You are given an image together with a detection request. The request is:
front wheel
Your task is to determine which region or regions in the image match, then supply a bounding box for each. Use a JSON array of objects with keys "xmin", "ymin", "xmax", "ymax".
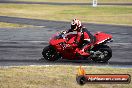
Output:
[
  {"xmin": 42, "ymin": 45, "xmax": 60, "ymax": 61},
  {"xmin": 90, "ymin": 45, "xmax": 112, "ymax": 63}
]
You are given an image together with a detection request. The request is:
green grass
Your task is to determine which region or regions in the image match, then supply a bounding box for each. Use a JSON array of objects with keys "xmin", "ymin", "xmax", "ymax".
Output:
[
  {"xmin": 0, "ymin": 22, "xmax": 34, "ymax": 28},
  {"xmin": 0, "ymin": 65, "xmax": 131, "ymax": 88},
  {"xmin": 0, "ymin": 4, "xmax": 132, "ymax": 26},
  {"xmin": 15, "ymin": 0, "xmax": 132, "ymax": 3}
]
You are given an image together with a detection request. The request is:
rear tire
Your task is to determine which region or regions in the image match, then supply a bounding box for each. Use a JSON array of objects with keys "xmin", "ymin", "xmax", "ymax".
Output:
[
  {"xmin": 42, "ymin": 45, "xmax": 60, "ymax": 61},
  {"xmin": 91, "ymin": 45, "xmax": 112, "ymax": 63}
]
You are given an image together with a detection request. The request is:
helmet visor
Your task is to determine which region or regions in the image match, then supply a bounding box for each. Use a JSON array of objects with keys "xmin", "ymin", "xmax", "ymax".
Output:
[{"xmin": 71, "ymin": 24, "xmax": 77, "ymax": 30}]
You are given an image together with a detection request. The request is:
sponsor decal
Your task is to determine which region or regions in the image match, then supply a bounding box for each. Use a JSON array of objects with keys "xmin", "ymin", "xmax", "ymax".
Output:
[{"xmin": 76, "ymin": 66, "xmax": 131, "ymax": 85}]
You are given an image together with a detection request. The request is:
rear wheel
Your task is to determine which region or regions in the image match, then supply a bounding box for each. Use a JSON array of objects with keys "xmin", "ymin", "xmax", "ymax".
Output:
[
  {"xmin": 91, "ymin": 45, "xmax": 112, "ymax": 63},
  {"xmin": 42, "ymin": 45, "xmax": 60, "ymax": 61}
]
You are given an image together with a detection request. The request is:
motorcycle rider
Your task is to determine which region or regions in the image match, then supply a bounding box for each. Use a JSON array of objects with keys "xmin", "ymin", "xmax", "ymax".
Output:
[{"xmin": 62, "ymin": 19, "xmax": 94, "ymax": 56}]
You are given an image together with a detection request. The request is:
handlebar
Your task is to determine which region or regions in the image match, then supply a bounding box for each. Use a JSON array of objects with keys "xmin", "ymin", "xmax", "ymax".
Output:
[{"xmin": 59, "ymin": 32, "xmax": 66, "ymax": 39}]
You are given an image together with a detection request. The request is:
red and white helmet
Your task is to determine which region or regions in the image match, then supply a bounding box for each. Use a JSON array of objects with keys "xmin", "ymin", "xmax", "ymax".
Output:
[{"xmin": 71, "ymin": 19, "xmax": 82, "ymax": 30}]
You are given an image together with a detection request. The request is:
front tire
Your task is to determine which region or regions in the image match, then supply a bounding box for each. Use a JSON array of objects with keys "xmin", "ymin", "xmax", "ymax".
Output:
[
  {"xmin": 91, "ymin": 45, "xmax": 112, "ymax": 63},
  {"xmin": 42, "ymin": 45, "xmax": 60, "ymax": 61}
]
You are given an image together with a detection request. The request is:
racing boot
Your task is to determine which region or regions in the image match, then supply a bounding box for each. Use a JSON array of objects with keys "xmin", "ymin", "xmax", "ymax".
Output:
[
  {"xmin": 78, "ymin": 49, "xmax": 90, "ymax": 56},
  {"xmin": 75, "ymin": 48, "xmax": 90, "ymax": 56},
  {"xmin": 77, "ymin": 44, "xmax": 92, "ymax": 56}
]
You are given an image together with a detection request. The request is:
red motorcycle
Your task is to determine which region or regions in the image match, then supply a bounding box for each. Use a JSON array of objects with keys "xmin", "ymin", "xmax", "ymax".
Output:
[{"xmin": 42, "ymin": 31, "xmax": 113, "ymax": 63}]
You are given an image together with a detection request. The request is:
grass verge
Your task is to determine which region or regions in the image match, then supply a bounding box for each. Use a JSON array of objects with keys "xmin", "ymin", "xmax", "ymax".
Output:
[
  {"xmin": 0, "ymin": 22, "xmax": 34, "ymax": 28},
  {"xmin": 0, "ymin": 65, "xmax": 132, "ymax": 88},
  {"xmin": 0, "ymin": 4, "xmax": 132, "ymax": 26}
]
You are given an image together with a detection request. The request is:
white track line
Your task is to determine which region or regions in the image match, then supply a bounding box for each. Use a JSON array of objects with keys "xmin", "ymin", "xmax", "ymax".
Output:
[
  {"xmin": 0, "ymin": 64, "xmax": 132, "ymax": 69},
  {"xmin": 0, "ymin": 40, "xmax": 48, "ymax": 43}
]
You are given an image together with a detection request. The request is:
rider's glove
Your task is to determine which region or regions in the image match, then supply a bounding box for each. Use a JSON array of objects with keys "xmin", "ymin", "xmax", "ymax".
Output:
[{"xmin": 61, "ymin": 30, "xmax": 67, "ymax": 34}]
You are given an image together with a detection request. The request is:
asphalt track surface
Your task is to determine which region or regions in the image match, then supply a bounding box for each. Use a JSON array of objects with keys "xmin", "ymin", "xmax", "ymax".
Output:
[
  {"xmin": 0, "ymin": 0, "xmax": 132, "ymax": 6},
  {"xmin": 0, "ymin": 16, "xmax": 132, "ymax": 66}
]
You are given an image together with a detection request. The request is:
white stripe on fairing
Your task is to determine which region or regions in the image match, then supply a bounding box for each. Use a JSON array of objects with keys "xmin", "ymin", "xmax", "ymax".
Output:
[
  {"xmin": 84, "ymin": 39, "xmax": 90, "ymax": 41},
  {"xmin": 97, "ymin": 38, "xmax": 110, "ymax": 44}
]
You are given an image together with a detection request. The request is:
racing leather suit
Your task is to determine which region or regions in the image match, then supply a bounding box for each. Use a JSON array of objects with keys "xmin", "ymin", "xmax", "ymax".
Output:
[{"xmin": 66, "ymin": 26, "xmax": 93, "ymax": 55}]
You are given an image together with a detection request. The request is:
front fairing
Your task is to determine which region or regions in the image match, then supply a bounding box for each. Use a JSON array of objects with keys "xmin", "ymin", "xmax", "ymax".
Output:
[
  {"xmin": 50, "ymin": 38, "xmax": 66, "ymax": 45},
  {"xmin": 49, "ymin": 33, "xmax": 66, "ymax": 45}
]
